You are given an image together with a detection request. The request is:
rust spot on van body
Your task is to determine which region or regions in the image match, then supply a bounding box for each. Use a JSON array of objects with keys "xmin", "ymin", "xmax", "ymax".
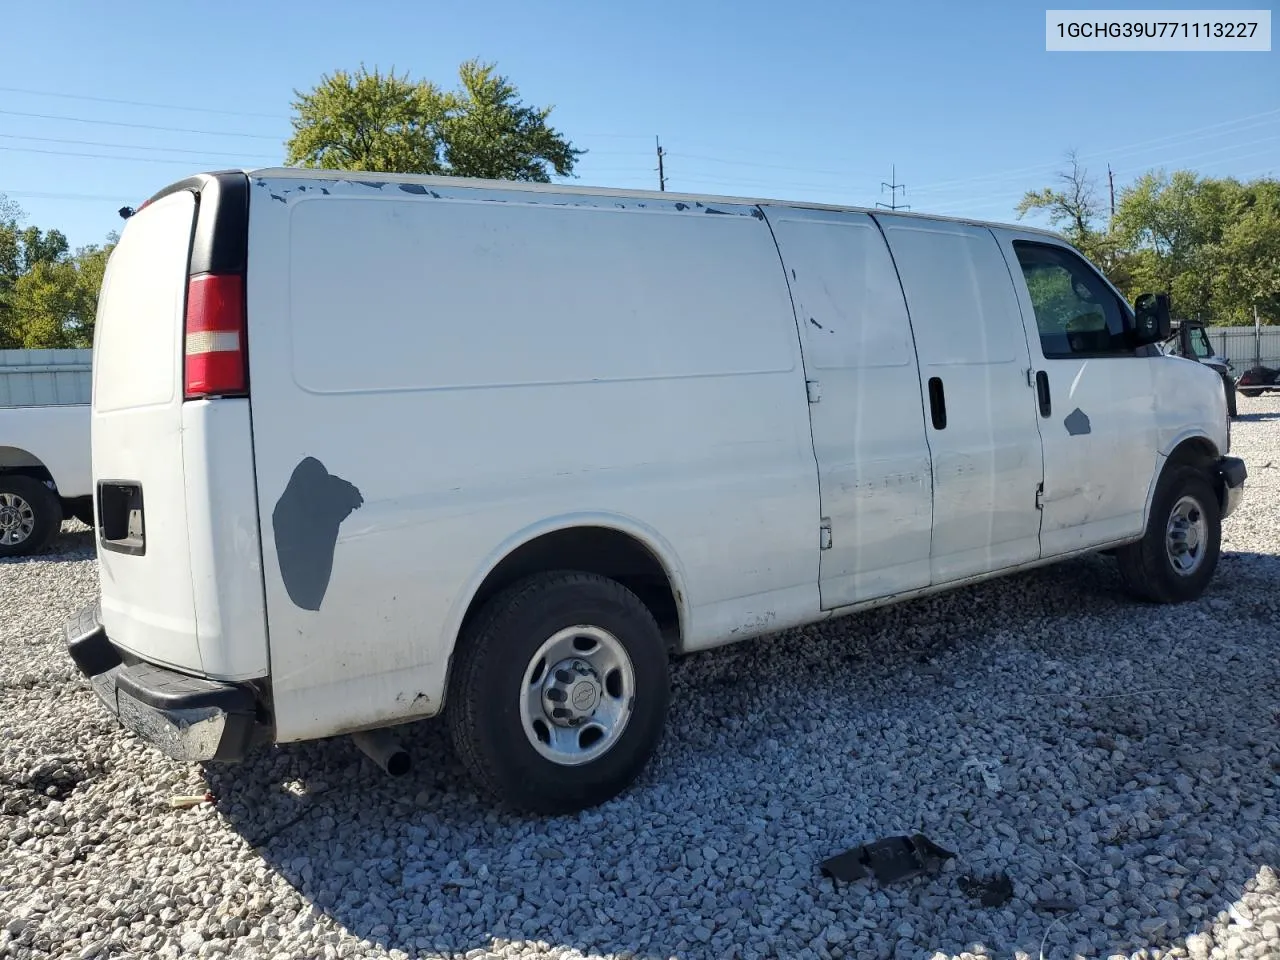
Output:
[{"xmin": 272, "ymin": 458, "xmax": 364, "ymax": 611}]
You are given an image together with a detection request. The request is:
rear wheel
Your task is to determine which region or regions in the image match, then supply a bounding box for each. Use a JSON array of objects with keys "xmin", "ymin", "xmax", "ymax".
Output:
[
  {"xmin": 0, "ymin": 476, "xmax": 62, "ymax": 558},
  {"xmin": 67, "ymin": 497, "xmax": 95, "ymax": 527},
  {"xmin": 446, "ymin": 570, "xmax": 670, "ymax": 814},
  {"xmin": 1115, "ymin": 465, "xmax": 1220, "ymax": 604},
  {"xmin": 1239, "ymin": 387, "xmax": 1263, "ymax": 398}
]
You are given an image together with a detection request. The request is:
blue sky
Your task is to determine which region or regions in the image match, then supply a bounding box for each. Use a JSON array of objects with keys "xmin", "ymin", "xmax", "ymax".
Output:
[{"xmin": 2, "ymin": 0, "xmax": 1276, "ymax": 249}]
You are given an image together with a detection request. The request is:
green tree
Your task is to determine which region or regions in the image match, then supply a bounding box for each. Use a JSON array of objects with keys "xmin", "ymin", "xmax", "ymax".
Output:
[
  {"xmin": 439, "ymin": 60, "xmax": 582, "ymax": 181},
  {"xmin": 286, "ymin": 60, "xmax": 582, "ymax": 181},
  {"xmin": 1017, "ymin": 162, "xmax": 1280, "ymax": 325},
  {"xmin": 285, "ymin": 66, "xmax": 447, "ymax": 174},
  {"xmin": 1211, "ymin": 178, "xmax": 1280, "ymax": 324},
  {"xmin": 1112, "ymin": 171, "xmax": 1279, "ymax": 324},
  {"xmin": 0, "ymin": 194, "xmax": 114, "ymax": 348},
  {"xmin": 1015, "ymin": 150, "xmax": 1129, "ymax": 282},
  {"xmin": 1016, "ymin": 150, "xmax": 1105, "ymax": 248}
]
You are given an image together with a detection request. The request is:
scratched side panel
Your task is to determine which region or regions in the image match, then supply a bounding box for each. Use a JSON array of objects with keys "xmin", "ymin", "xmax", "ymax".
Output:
[
  {"xmin": 876, "ymin": 215, "xmax": 1046, "ymax": 586},
  {"xmin": 244, "ymin": 177, "xmax": 820, "ymax": 742},
  {"xmin": 762, "ymin": 207, "xmax": 934, "ymax": 608}
]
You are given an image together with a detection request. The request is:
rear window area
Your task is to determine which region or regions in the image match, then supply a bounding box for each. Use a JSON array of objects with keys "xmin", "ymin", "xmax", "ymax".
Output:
[{"xmin": 93, "ymin": 191, "xmax": 195, "ymax": 413}]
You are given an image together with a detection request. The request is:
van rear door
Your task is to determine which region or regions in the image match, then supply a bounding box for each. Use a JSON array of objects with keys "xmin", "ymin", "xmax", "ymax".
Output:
[{"xmin": 91, "ymin": 173, "xmax": 268, "ymax": 681}]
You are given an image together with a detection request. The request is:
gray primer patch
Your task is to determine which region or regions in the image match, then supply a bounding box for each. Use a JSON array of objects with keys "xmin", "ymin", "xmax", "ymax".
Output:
[
  {"xmin": 269, "ymin": 193, "xmax": 287, "ymax": 204},
  {"xmin": 399, "ymin": 183, "xmax": 428, "ymax": 195},
  {"xmin": 356, "ymin": 180, "xmax": 385, "ymax": 190},
  {"xmin": 674, "ymin": 202, "xmax": 689, "ymax": 211},
  {"xmin": 809, "ymin": 317, "xmax": 824, "ymax": 330},
  {"xmin": 751, "ymin": 208, "xmax": 765, "ymax": 220},
  {"xmin": 272, "ymin": 457, "xmax": 364, "ymax": 611},
  {"xmin": 1064, "ymin": 408, "xmax": 1092, "ymax": 436},
  {"xmin": 320, "ymin": 187, "xmax": 330, "ymax": 195},
  {"xmin": 704, "ymin": 207, "xmax": 730, "ymax": 215}
]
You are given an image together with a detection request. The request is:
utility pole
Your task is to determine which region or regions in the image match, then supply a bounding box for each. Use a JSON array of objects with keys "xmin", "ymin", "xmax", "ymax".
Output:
[
  {"xmin": 1255, "ymin": 302, "xmax": 1262, "ymax": 368},
  {"xmin": 656, "ymin": 136, "xmax": 666, "ymax": 192},
  {"xmin": 1108, "ymin": 164, "xmax": 1116, "ymax": 222},
  {"xmin": 876, "ymin": 165, "xmax": 908, "ymax": 211}
]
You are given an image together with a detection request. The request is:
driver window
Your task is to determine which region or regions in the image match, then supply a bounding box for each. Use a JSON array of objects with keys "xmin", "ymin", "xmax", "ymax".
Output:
[{"xmin": 1013, "ymin": 241, "xmax": 1131, "ymax": 359}]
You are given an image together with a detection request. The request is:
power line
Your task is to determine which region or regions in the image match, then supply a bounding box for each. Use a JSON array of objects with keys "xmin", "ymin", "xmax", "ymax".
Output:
[
  {"xmin": 0, "ymin": 145, "xmax": 272, "ymax": 166},
  {"xmin": 670, "ymin": 152, "xmax": 865, "ymax": 179},
  {"xmin": 0, "ymin": 108, "xmax": 283, "ymax": 140},
  {"xmin": 0, "ymin": 132, "xmax": 278, "ymax": 161},
  {"xmin": 928, "ymin": 143, "xmax": 1280, "ymax": 218},
  {"xmin": 0, "ymin": 84, "xmax": 654, "ymax": 142},
  {"xmin": 911, "ymin": 108, "xmax": 1280, "ymax": 197},
  {"xmin": 0, "ymin": 190, "xmax": 135, "ymax": 202},
  {"xmin": 0, "ymin": 84, "xmax": 285, "ymax": 120}
]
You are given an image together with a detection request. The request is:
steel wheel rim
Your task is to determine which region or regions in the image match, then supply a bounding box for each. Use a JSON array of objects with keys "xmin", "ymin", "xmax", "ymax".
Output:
[
  {"xmin": 1166, "ymin": 495, "xmax": 1207, "ymax": 576},
  {"xmin": 0, "ymin": 493, "xmax": 36, "ymax": 546},
  {"xmin": 520, "ymin": 625, "xmax": 636, "ymax": 767}
]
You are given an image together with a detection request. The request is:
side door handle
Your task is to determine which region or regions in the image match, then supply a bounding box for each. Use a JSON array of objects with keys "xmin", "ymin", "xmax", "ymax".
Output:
[
  {"xmin": 1035, "ymin": 370, "xmax": 1051, "ymax": 417},
  {"xmin": 927, "ymin": 376, "xmax": 947, "ymax": 430}
]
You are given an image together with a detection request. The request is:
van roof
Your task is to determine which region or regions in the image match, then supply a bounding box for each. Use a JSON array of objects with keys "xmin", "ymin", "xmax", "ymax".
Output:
[{"xmin": 194, "ymin": 167, "xmax": 1067, "ymax": 241}]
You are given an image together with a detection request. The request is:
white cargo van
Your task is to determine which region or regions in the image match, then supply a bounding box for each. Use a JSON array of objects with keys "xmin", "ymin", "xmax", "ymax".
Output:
[{"xmin": 66, "ymin": 169, "xmax": 1246, "ymax": 813}]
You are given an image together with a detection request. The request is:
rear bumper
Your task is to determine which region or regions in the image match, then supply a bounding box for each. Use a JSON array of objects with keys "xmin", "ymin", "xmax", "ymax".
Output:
[
  {"xmin": 64, "ymin": 602, "xmax": 263, "ymax": 762},
  {"xmin": 1214, "ymin": 456, "xmax": 1247, "ymax": 521}
]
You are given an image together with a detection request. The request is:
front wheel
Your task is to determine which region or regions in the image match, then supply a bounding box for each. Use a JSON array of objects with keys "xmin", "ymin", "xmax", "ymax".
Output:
[
  {"xmin": 446, "ymin": 571, "xmax": 670, "ymax": 814},
  {"xmin": 1115, "ymin": 465, "xmax": 1221, "ymax": 604}
]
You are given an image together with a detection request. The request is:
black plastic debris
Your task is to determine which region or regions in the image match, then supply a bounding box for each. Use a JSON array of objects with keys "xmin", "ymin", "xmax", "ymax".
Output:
[
  {"xmin": 958, "ymin": 872, "xmax": 1015, "ymax": 907},
  {"xmin": 820, "ymin": 834, "xmax": 955, "ymax": 887}
]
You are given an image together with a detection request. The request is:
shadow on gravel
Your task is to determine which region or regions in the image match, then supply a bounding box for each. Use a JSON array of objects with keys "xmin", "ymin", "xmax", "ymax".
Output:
[
  {"xmin": 204, "ymin": 549, "xmax": 1278, "ymax": 959},
  {"xmin": 1233, "ymin": 411, "xmax": 1280, "ymax": 423}
]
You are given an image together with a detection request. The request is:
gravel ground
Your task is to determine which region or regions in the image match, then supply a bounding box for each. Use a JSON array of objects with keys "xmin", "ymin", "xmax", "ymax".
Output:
[{"xmin": 2, "ymin": 395, "xmax": 1278, "ymax": 960}]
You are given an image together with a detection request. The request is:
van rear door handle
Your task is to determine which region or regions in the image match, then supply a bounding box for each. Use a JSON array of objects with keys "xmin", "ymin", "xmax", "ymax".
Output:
[
  {"xmin": 1035, "ymin": 370, "xmax": 1051, "ymax": 417},
  {"xmin": 927, "ymin": 376, "xmax": 947, "ymax": 430}
]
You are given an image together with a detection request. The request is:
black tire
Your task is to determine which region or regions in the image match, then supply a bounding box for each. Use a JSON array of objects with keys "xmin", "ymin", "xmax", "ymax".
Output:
[
  {"xmin": 1239, "ymin": 387, "xmax": 1263, "ymax": 398},
  {"xmin": 446, "ymin": 570, "xmax": 670, "ymax": 815},
  {"xmin": 68, "ymin": 497, "xmax": 95, "ymax": 527},
  {"xmin": 1115, "ymin": 464, "xmax": 1221, "ymax": 604},
  {"xmin": 0, "ymin": 475, "xmax": 63, "ymax": 558}
]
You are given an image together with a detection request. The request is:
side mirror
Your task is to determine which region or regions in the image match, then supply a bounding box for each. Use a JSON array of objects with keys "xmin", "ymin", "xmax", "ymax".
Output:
[{"xmin": 1132, "ymin": 293, "xmax": 1171, "ymax": 346}]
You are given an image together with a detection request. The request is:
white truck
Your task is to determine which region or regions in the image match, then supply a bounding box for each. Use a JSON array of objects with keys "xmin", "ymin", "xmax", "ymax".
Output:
[
  {"xmin": 65, "ymin": 169, "xmax": 1246, "ymax": 814},
  {"xmin": 0, "ymin": 349, "xmax": 93, "ymax": 557}
]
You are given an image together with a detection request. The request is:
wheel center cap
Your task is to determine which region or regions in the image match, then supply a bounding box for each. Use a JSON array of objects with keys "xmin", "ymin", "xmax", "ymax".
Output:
[{"xmin": 570, "ymin": 680, "xmax": 599, "ymax": 713}]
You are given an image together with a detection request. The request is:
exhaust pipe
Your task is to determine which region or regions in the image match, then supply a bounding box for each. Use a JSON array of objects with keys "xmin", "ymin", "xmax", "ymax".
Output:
[{"xmin": 352, "ymin": 728, "xmax": 411, "ymax": 777}]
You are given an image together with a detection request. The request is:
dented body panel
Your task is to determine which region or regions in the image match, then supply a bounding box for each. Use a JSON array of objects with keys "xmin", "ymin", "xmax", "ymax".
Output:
[{"xmin": 74, "ymin": 166, "xmax": 1240, "ymax": 762}]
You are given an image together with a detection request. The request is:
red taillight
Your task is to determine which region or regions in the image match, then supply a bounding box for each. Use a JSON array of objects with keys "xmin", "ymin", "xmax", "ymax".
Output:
[{"xmin": 184, "ymin": 273, "xmax": 247, "ymax": 399}]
